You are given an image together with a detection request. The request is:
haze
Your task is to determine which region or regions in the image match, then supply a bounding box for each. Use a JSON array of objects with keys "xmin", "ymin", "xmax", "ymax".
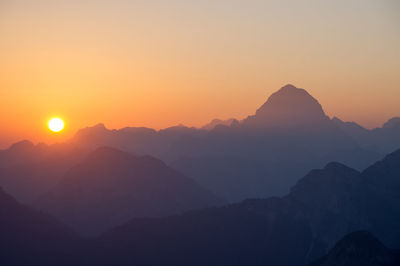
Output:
[{"xmin": 1, "ymin": 0, "xmax": 399, "ymax": 148}]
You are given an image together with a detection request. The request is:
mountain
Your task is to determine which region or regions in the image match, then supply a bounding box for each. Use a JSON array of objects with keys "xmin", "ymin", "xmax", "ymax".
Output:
[
  {"xmin": 168, "ymin": 85, "xmax": 368, "ymax": 200},
  {"xmin": 309, "ymin": 231, "xmax": 400, "ymax": 266},
  {"xmin": 243, "ymin": 84, "xmax": 330, "ymax": 128},
  {"xmin": 84, "ymin": 148, "xmax": 400, "ymax": 266},
  {"xmin": 90, "ymin": 198, "xmax": 314, "ymax": 266},
  {"xmin": 285, "ymin": 149, "xmax": 400, "ymax": 249},
  {"xmin": 332, "ymin": 117, "xmax": 369, "ymax": 136},
  {"xmin": 72, "ymin": 123, "xmax": 208, "ymax": 158},
  {"xmin": 0, "ymin": 142, "xmax": 87, "ymax": 203},
  {"xmin": 36, "ymin": 147, "xmax": 223, "ymax": 235},
  {"xmin": 1, "ymin": 148, "xmax": 399, "ymax": 266},
  {"xmin": 0, "ymin": 186, "xmax": 78, "ymax": 266},
  {"xmin": 60, "ymin": 84, "xmax": 386, "ymax": 202},
  {"xmin": 2, "ymin": 84, "xmax": 388, "ymax": 203},
  {"xmin": 0, "ymin": 140, "xmax": 45, "ymax": 168},
  {"xmin": 383, "ymin": 117, "xmax": 400, "ymax": 129}
]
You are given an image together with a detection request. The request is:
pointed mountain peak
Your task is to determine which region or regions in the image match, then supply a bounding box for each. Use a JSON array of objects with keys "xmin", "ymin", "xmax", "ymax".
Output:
[
  {"xmin": 288, "ymin": 162, "xmax": 360, "ymax": 202},
  {"xmin": 245, "ymin": 84, "xmax": 328, "ymax": 127},
  {"xmin": 279, "ymin": 83, "xmax": 299, "ymax": 92}
]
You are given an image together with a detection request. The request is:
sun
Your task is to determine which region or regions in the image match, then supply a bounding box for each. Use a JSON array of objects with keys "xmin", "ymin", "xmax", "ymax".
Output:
[{"xmin": 48, "ymin": 117, "xmax": 64, "ymax": 132}]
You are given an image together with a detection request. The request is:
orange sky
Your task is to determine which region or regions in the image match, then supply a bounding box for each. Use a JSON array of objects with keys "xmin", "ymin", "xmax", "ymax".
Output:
[{"xmin": 1, "ymin": 1, "xmax": 399, "ymax": 148}]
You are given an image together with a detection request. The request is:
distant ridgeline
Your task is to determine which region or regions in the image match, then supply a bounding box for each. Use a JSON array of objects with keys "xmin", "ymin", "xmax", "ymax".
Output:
[
  {"xmin": 2, "ymin": 85, "xmax": 399, "ymax": 203},
  {"xmin": 0, "ymin": 84, "xmax": 399, "ymax": 265}
]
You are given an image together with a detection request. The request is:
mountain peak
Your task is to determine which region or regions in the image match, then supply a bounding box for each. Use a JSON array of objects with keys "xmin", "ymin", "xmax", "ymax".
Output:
[
  {"xmin": 279, "ymin": 83, "xmax": 299, "ymax": 92},
  {"xmin": 309, "ymin": 231, "xmax": 398, "ymax": 266},
  {"xmin": 383, "ymin": 117, "xmax": 400, "ymax": 129},
  {"xmin": 8, "ymin": 140, "xmax": 35, "ymax": 151},
  {"xmin": 245, "ymin": 84, "xmax": 328, "ymax": 127}
]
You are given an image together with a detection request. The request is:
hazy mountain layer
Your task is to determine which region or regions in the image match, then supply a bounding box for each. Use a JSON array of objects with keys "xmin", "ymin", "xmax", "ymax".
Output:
[
  {"xmin": 80, "ymin": 148, "xmax": 400, "ymax": 265},
  {"xmin": 1, "ymin": 149, "xmax": 399, "ymax": 266},
  {"xmin": 36, "ymin": 147, "xmax": 223, "ymax": 235}
]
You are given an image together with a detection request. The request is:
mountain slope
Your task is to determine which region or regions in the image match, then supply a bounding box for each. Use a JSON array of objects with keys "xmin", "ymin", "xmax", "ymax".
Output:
[
  {"xmin": 1, "ymin": 149, "xmax": 399, "ymax": 266},
  {"xmin": 91, "ymin": 198, "xmax": 314, "ymax": 266},
  {"xmin": 309, "ymin": 231, "xmax": 400, "ymax": 266},
  {"xmin": 0, "ymin": 186, "xmax": 78, "ymax": 266},
  {"xmin": 36, "ymin": 147, "xmax": 223, "ymax": 235},
  {"xmin": 244, "ymin": 84, "xmax": 329, "ymax": 127},
  {"xmin": 0, "ymin": 142, "xmax": 87, "ymax": 203},
  {"xmin": 87, "ymin": 149, "xmax": 400, "ymax": 265}
]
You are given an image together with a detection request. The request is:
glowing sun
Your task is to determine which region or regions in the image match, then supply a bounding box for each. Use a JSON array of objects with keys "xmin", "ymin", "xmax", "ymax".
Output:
[{"xmin": 48, "ymin": 118, "xmax": 64, "ymax": 132}]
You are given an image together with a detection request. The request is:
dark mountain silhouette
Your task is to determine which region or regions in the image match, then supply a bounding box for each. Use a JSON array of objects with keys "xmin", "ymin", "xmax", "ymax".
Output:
[
  {"xmin": 36, "ymin": 147, "xmax": 223, "ymax": 235},
  {"xmin": 0, "ymin": 186, "xmax": 78, "ymax": 266},
  {"xmin": 309, "ymin": 231, "xmax": 400, "ymax": 266},
  {"xmin": 284, "ymin": 149, "xmax": 400, "ymax": 249},
  {"xmin": 243, "ymin": 84, "xmax": 330, "ymax": 128},
  {"xmin": 90, "ymin": 199, "xmax": 314, "ymax": 266},
  {"xmin": 1, "ymin": 149, "xmax": 399, "ymax": 266},
  {"xmin": 81, "ymin": 149, "xmax": 400, "ymax": 266}
]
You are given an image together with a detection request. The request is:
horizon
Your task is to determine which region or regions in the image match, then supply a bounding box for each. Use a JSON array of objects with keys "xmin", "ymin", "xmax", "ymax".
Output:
[
  {"xmin": 1, "ymin": 0, "xmax": 400, "ymax": 148},
  {"xmin": 1, "ymin": 83, "xmax": 399, "ymax": 149}
]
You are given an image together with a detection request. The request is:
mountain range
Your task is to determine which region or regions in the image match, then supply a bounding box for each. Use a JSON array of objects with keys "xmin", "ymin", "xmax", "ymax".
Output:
[
  {"xmin": 63, "ymin": 84, "xmax": 398, "ymax": 201},
  {"xmin": 36, "ymin": 147, "xmax": 223, "ymax": 235},
  {"xmin": 81, "ymin": 148, "xmax": 400, "ymax": 265},
  {"xmin": 0, "ymin": 84, "xmax": 399, "ymax": 265},
  {"xmin": 1, "ymin": 147, "xmax": 399, "ymax": 265}
]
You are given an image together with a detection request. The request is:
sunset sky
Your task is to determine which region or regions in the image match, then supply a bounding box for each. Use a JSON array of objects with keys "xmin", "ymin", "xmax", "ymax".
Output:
[{"xmin": 1, "ymin": 0, "xmax": 399, "ymax": 148}]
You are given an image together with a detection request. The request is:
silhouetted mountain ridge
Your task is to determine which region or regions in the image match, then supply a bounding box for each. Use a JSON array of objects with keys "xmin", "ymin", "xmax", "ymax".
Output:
[
  {"xmin": 244, "ymin": 84, "xmax": 329, "ymax": 128},
  {"xmin": 1, "ymin": 148, "xmax": 400, "ymax": 265},
  {"xmin": 36, "ymin": 146, "xmax": 223, "ymax": 235},
  {"xmin": 42, "ymin": 84, "xmax": 394, "ymax": 201}
]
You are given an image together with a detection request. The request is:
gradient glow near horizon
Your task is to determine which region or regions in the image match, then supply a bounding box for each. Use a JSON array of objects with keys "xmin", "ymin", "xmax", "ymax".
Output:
[{"xmin": 0, "ymin": 0, "xmax": 399, "ymax": 147}]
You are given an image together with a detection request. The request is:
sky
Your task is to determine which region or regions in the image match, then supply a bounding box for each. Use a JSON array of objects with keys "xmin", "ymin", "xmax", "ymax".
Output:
[{"xmin": 0, "ymin": 0, "xmax": 399, "ymax": 148}]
